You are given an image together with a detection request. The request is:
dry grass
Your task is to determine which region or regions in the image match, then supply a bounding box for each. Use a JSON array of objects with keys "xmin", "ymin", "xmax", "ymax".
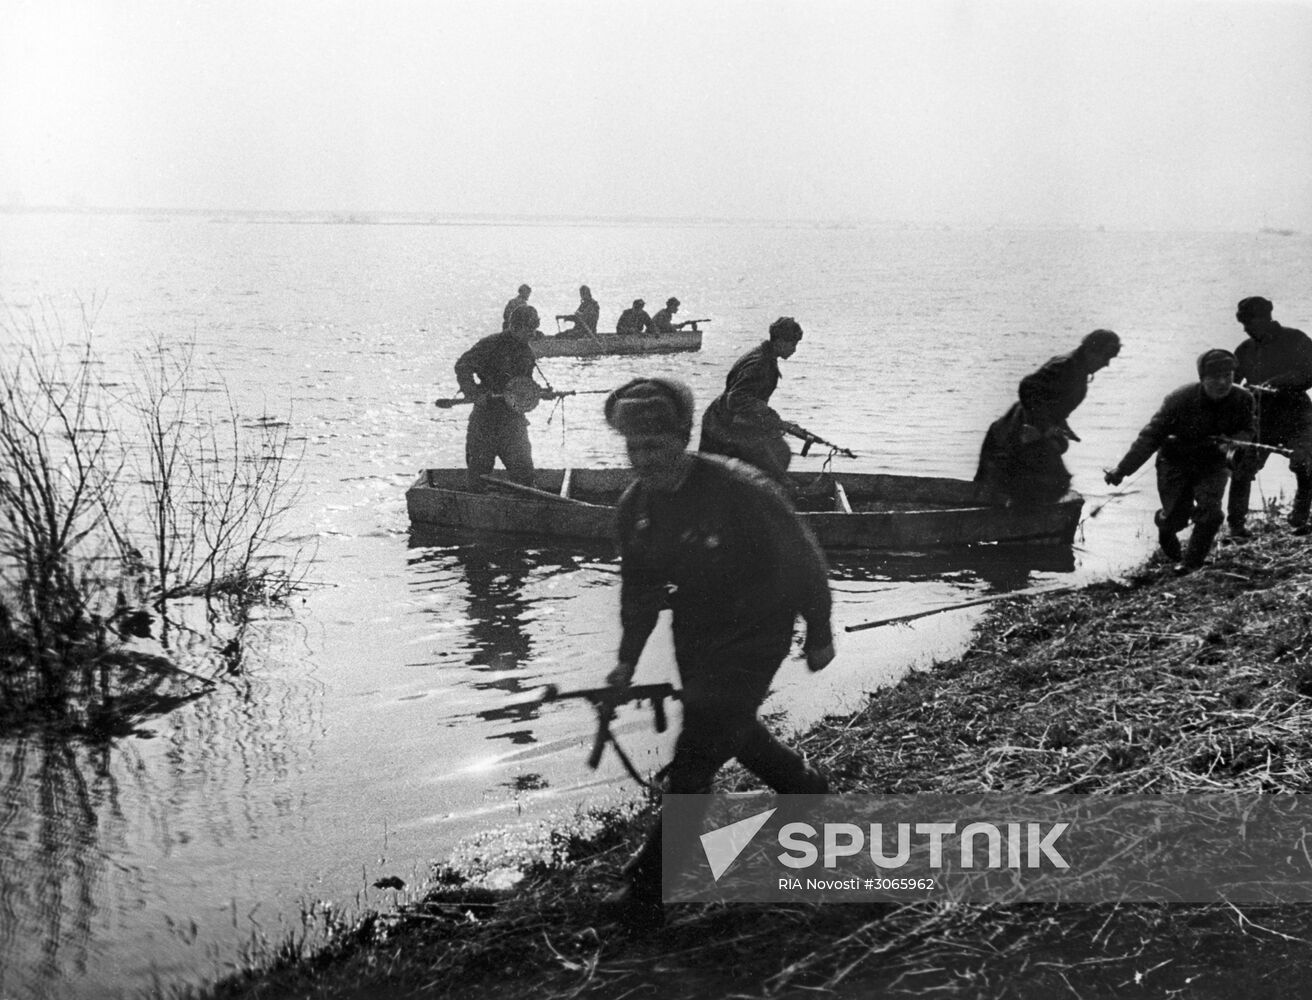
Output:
[{"xmin": 201, "ymin": 508, "xmax": 1312, "ymax": 1000}]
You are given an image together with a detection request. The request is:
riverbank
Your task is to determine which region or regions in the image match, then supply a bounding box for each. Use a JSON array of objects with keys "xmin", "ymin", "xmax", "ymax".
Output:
[{"xmin": 201, "ymin": 507, "xmax": 1312, "ymax": 1000}]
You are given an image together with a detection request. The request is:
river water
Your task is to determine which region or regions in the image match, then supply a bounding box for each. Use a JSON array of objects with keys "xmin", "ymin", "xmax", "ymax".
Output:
[{"xmin": 1, "ymin": 213, "xmax": 1308, "ymax": 999}]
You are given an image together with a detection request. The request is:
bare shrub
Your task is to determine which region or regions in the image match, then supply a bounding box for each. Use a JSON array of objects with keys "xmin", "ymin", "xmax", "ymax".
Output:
[
  {"xmin": 0, "ymin": 301, "xmax": 302, "ymax": 728},
  {"xmin": 0, "ymin": 301, "xmax": 122, "ymax": 708},
  {"xmin": 121, "ymin": 336, "xmax": 304, "ymax": 607}
]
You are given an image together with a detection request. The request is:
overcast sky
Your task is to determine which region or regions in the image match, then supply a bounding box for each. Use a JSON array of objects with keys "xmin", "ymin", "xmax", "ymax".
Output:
[{"xmin": 2, "ymin": 0, "xmax": 1310, "ymax": 229}]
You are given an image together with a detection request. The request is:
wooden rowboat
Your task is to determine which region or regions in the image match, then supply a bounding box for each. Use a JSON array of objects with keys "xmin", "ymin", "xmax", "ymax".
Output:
[
  {"xmin": 405, "ymin": 468, "xmax": 1084, "ymax": 551},
  {"xmin": 529, "ymin": 329, "xmax": 701, "ymax": 358}
]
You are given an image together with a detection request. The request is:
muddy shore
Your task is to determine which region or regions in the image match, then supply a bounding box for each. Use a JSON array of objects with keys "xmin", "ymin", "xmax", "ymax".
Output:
[{"xmin": 200, "ymin": 508, "xmax": 1312, "ymax": 1000}]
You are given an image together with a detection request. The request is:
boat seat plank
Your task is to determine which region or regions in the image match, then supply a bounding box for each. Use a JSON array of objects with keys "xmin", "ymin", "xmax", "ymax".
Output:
[
  {"xmin": 482, "ymin": 475, "xmax": 592, "ymax": 506},
  {"xmin": 833, "ymin": 479, "xmax": 853, "ymax": 514}
]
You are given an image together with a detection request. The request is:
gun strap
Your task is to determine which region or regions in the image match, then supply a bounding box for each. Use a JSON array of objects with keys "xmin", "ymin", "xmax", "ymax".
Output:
[{"xmin": 603, "ymin": 728, "xmax": 661, "ymax": 791}]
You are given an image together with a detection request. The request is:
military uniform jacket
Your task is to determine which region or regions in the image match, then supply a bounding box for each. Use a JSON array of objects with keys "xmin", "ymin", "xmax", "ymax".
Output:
[
  {"xmin": 702, "ymin": 341, "xmax": 784, "ymax": 435},
  {"xmin": 1114, "ymin": 384, "xmax": 1256, "ymax": 478},
  {"xmin": 573, "ymin": 299, "xmax": 600, "ymax": 334},
  {"xmin": 1018, "ymin": 351, "xmax": 1090, "ymax": 431},
  {"xmin": 616, "ymin": 455, "xmax": 832, "ymax": 677},
  {"xmin": 1235, "ymin": 324, "xmax": 1312, "ymax": 394},
  {"xmin": 616, "ymin": 307, "xmax": 655, "ymax": 336},
  {"xmin": 454, "ymin": 332, "xmax": 536, "ymax": 418}
]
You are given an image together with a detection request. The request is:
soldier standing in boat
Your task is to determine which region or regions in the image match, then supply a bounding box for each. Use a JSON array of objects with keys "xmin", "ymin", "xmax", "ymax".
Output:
[
  {"xmin": 974, "ymin": 328, "xmax": 1121, "ymax": 505},
  {"xmin": 1105, "ymin": 349, "xmax": 1255, "ymax": 573},
  {"xmin": 698, "ymin": 316, "xmax": 807, "ymax": 486},
  {"xmin": 558, "ymin": 285, "xmax": 600, "ymax": 338},
  {"xmin": 599, "ymin": 377, "xmax": 834, "ymax": 928},
  {"xmin": 501, "ymin": 284, "xmax": 532, "ymax": 331},
  {"xmin": 455, "ymin": 304, "xmax": 540, "ymax": 492},
  {"xmin": 616, "ymin": 299, "xmax": 656, "ymax": 336},
  {"xmin": 1225, "ymin": 296, "xmax": 1312, "ymax": 539}
]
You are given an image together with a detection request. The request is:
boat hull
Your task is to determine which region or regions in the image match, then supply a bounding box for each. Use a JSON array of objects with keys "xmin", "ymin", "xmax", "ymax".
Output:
[
  {"xmin": 406, "ymin": 468, "xmax": 1084, "ymax": 551},
  {"xmin": 529, "ymin": 330, "xmax": 701, "ymax": 358}
]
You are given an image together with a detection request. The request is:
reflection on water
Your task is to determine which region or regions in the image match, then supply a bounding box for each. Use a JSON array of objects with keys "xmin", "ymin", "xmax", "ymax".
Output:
[
  {"xmin": 451, "ymin": 544, "xmax": 536, "ymax": 677},
  {"xmin": 829, "ymin": 542, "xmax": 1077, "ymax": 593},
  {"xmin": 405, "ymin": 528, "xmax": 1083, "ymax": 753},
  {"xmin": 0, "ymin": 612, "xmax": 317, "ymax": 1000},
  {"xmin": 0, "ymin": 735, "xmax": 108, "ymax": 1000},
  {"xmin": 406, "ymin": 530, "xmax": 617, "ymax": 746}
]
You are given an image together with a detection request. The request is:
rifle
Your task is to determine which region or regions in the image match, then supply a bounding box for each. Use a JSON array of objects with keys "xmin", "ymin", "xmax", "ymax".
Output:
[
  {"xmin": 676, "ymin": 318, "xmax": 712, "ymax": 331},
  {"xmin": 434, "ymin": 376, "xmax": 608, "ymax": 414},
  {"xmin": 1248, "ymin": 383, "xmax": 1308, "ymax": 396},
  {"xmin": 1213, "ymin": 436, "xmax": 1294, "ymax": 457},
  {"xmin": 529, "ymin": 682, "xmax": 680, "ymax": 769},
  {"xmin": 783, "ymin": 422, "xmax": 858, "ymax": 459}
]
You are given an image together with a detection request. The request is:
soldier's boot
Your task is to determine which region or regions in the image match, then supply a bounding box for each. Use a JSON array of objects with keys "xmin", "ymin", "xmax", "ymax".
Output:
[
  {"xmin": 1182, "ymin": 518, "xmax": 1222, "ymax": 571},
  {"xmin": 1154, "ymin": 512, "xmax": 1182, "ymax": 561},
  {"xmin": 1228, "ymin": 475, "xmax": 1254, "ymax": 539},
  {"xmin": 600, "ymin": 838, "xmax": 665, "ymax": 932},
  {"xmin": 1290, "ymin": 471, "xmax": 1312, "ymax": 530}
]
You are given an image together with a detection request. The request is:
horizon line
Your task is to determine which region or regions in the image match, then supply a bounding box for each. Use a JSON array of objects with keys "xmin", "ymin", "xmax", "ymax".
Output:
[{"xmin": 0, "ymin": 204, "xmax": 1301, "ymax": 236}]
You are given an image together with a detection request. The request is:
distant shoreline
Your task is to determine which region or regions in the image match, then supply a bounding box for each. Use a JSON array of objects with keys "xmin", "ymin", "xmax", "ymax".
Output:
[{"xmin": 1, "ymin": 205, "xmax": 1297, "ymax": 235}]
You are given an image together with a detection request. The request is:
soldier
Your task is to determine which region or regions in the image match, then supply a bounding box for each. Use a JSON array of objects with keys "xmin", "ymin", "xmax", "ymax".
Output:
[
  {"xmin": 1226, "ymin": 296, "xmax": 1312, "ymax": 538},
  {"xmin": 651, "ymin": 297, "xmax": 682, "ymax": 333},
  {"xmin": 600, "ymin": 378, "xmax": 834, "ymax": 927},
  {"xmin": 616, "ymin": 299, "xmax": 656, "ymax": 336},
  {"xmin": 698, "ymin": 317, "xmax": 806, "ymax": 485},
  {"xmin": 558, "ymin": 285, "xmax": 600, "ymax": 338},
  {"xmin": 454, "ymin": 304, "xmax": 540, "ymax": 491},
  {"xmin": 975, "ymin": 329, "xmax": 1121, "ymax": 505},
  {"xmin": 501, "ymin": 283, "xmax": 532, "ymax": 331},
  {"xmin": 1105, "ymin": 349, "xmax": 1255, "ymax": 573}
]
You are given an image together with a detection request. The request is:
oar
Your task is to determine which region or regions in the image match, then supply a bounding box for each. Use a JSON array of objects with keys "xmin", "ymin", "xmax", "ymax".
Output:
[
  {"xmin": 844, "ymin": 583, "xmax": 1075, "ymax": 633},
  {"xmin": 554, "ymin": 314, "xmax": 604, "ymax": 340},
  {"xmin": 481, "ymin": 475, "xmax": 596, "ymax": 506}
]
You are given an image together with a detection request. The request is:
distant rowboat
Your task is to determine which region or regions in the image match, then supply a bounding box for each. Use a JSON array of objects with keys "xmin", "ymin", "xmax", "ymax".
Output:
[
  {"xmin": 529, "ymin": 329, "xmax": 701, "ymax": 358},
  {"xmin": 405, "ymin": 467, "xmax": 1084, "ymax": 551}
]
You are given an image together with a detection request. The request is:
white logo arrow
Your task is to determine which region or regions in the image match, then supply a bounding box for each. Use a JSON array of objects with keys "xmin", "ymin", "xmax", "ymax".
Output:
[{"xmin": 699, "ymin": 807, "xmax": 777, "ymax": 881}]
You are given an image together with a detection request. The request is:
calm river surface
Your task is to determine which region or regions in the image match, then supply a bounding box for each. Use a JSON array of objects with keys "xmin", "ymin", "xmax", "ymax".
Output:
[{"xmin": 1, "ymin": 212, "xmax": 1309, "ymax": 999}]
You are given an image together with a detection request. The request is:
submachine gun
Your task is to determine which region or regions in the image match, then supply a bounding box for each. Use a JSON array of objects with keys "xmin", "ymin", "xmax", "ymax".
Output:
[
  {"xmin": 1212, "ymin": 436, "xmax": 1295, "ymax": 458},
  {"xmin": 783, "ymin": 422, "xmax": 858, "ymax": 459},
  {"xmin": 527, "ymin": 682, "xmax": 680, "ymax": 775}
]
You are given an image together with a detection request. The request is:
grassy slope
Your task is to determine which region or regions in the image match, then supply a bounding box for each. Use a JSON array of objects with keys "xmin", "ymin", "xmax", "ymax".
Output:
[{"xmin": 202, "ymin": 510, "xmax": 1312, "ymax": 1000}]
